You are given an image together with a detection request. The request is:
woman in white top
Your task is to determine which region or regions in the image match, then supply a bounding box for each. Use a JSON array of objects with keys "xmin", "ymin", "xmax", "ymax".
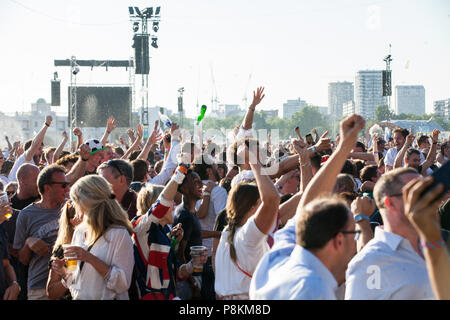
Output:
[
  {"xmin": 215, "ymin": 143, "xmax": 280, "ymax": 299},
  {"xmin": 59, "ymin": 175, "xmax": 135, "ymax": 300}
]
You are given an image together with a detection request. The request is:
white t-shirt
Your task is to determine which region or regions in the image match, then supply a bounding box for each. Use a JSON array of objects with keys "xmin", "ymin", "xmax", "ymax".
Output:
[
  {"xmin": 384, "ymin": 146, "xmax": 425, "ymax": 167},
  {"xmin": 214, "ymin": 215, "xmax": 269, "ymax": 297},
  {"xmin": 8, "ymin": 154, "xmax": 33, "ymax": 182},
  {"xmin": 67, "ymin": 224, "xmax": 134, "ymax": 300}
]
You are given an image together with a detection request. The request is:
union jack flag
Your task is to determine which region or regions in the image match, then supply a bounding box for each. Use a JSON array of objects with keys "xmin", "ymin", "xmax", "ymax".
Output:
[{"xmin": 132, "ymin": 198, "xmax": 185, "ymax": 300}]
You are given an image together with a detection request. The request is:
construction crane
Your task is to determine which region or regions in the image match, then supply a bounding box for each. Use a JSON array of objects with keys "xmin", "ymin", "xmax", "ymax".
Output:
[
  {"xmin": 242, "ymin": 72, "xmax": 252, "ymax": 107},
  {"xmin": 210, "ymin": 63, "xmax": 219, "ymax": 113}
]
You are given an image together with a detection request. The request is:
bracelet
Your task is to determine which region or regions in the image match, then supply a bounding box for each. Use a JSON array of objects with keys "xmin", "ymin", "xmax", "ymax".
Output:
[
  {"xmin": 203, "ymin": 192, "xmax": 211, "ymax": 197},
  {"xmin": 45, "ymin": 122, "xmax": 50, "ymax": 127},
  {"xmin": 81, "ymin": 157, "xmax": 89, "ymax": 161},
  {"xmin": 421, "ymin": 238, "xmax": 445, "ymax": 250},
  {"xmin": 249, "ymin": 107, "xmax": 255, "ymax": 111},
  {"xmin": 107, "ymin": 130, "xmax": 111, "ymax": 134},
  {"xmin": 311, "ymin": 146, "xmax": 316, "ymax": 153},
  {"xmin": 432, "ymin": 142, "xmax": 438, "ymax": 145},
  {"xmin": 373, "ymin": 151, "xmax": 379, "ymax": 154},
  {"xmin": 11, "ymin": 280, "xmax": 21, "ymax": 291}
]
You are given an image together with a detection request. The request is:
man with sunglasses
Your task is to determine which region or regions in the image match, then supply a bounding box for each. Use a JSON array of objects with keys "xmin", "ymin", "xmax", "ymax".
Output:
[
  {"xmin": 13, "ymin": 164, "xmax": 68, "ymax": 300},
  {"xmin": 345, "ymin": 167, "xmax": 437, "ymax": 299}
]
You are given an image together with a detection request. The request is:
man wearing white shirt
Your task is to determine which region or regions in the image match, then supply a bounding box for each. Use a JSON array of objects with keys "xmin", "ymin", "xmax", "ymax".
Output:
[
  {"xmin": 385, "ymin": 128, "xmax": 425, "ymax": 172},
  {"xmin": 345, "ymin": 167, "xmax": 435, "ymax": 300},
  {"xmin": 8, "ymin": 116, "xmax": 53, "ymax": 182}
]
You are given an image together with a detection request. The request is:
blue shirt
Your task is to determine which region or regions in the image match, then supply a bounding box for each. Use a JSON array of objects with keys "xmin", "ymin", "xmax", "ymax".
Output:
[{"xmin": 249, "ymin": 218, "xmax": 338, "ymax": 300}]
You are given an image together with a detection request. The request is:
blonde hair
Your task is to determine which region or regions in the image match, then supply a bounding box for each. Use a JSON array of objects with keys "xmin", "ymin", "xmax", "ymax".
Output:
[
  {"xmin": 136, "ymin": 184, "xmax": 164, "ymax": 216},
  {"xmin": 53, "ymin": 201, "xmax": 77, "ymax": 253},
  {"xmin": 70, "ymin": 175, "xmax": 133, "ymax": 245}
]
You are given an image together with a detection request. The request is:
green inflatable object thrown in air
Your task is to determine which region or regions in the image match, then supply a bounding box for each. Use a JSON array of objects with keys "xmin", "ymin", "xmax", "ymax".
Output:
[{"xmin": 197, "ymin": 105, "xmax": 207, "ymax": 124}]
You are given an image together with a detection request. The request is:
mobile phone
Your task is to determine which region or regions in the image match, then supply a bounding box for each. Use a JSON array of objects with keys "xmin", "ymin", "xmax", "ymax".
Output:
[
  {"xmin": 306, "ymin": 134, "xmax": 314, "ymax": 145},
  {"xmin": 422, "ymin": 160, "xmax": 450, "ymax": 200}
]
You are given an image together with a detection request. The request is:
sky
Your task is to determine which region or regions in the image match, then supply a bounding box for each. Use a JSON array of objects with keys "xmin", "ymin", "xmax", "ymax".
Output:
[{"xmin": 0, "ymin": 0, "xmax": 449, "ymax": 118}]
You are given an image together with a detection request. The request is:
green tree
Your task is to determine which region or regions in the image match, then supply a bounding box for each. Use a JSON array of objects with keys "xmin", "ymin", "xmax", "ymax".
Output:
[
  {"xmin": 375, "ymin": 105, "xmax": 394, "ymax": 122},
  {"xmin": 289, "ymin": 106, "xmax": 331, "ymax": 137}
]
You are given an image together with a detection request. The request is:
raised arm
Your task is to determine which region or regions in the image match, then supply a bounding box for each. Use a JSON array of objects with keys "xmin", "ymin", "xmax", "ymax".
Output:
[
  {"xmin": 242, "ymin": 87, "xmax": 265, "ymax": 131},
  {"xmin": 137, "ymin": 121, "xmax": 161, "ymax": 161},
  {"xmin": 25, "ymin": 115, "xmax": 52, "ymax": 162},
  {"xmin": 5, "ymin": 136, "xmax": 12, "ymax": 151},
  {"xmin": 420, "ymin": 130, "xmax": 440, "ymax": 175},
  {"xmin": 299, "ymin": 114, "xmax": 366, "ymax": 209},
  {"xmin": 121, "ymin": 124, "xmax": 143, "ymax": 160},
  {"xmin": 403, "ymin": 176, "xmax": 449, "ymax": 299},
  {"xmin": 73, "ymin": 127, "xmax": 83, "ymax": 151},
  {"xmin": 52, "ymin": 131, "xmax": 68, "ymax": 163},
  {"xmin": 66, "ymin": 143, "xmax": 90, "ymax": 185},
  {"xmin": 101, "ymin": 116, "xmax": 117, "ymax": 146},
  {"xmin": 239, "ymin": 143, "xmax": 280, "ymax": 234},
  {"xmin": 394, "ymin": 129, "xmax": 415, "ymax": 169}
]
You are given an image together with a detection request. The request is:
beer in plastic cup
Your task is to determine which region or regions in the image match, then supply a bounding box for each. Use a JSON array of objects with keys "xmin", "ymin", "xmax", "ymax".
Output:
[
  {"xmin": 62, "ymin": 244, "xmax": 79, "ymax": 272},
  {"xmin": 190, "ymin": 246, "xmax": 207, "ymax": 273}
]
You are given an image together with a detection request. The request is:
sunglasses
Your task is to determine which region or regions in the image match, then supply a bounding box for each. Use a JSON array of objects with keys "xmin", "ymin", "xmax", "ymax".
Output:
[
  {"xmin": 341, "ymin": 230, "xmax": 362, "ymax": 241},
  {"xmin": 49, "ymin": 181, "xmax": 70, "ymax": 188},
  {"xmin": 6, "ymin": 191, "xmax": 15, "ymax": 195}
]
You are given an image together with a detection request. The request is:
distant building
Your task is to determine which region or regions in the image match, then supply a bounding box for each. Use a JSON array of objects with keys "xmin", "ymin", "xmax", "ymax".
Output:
[
  {"xmin": 342, "ymin": 100, "xmax": 355, "ymax": 117},
  {"xmin": 355, "ymin": 70, "xmax": 388, "ymax": 120},
  {"xmin": 262, "ymin": 109, "xmax": 279, "ymax": 119},
  {"xmin": 433, "ymin": 99, "xmax": 450, "ymax": 120},
  {"xmin": 282, "ymin": 98, "xmax": 308, "ymax": 119},
  {"xmin": 433, "ymin": 100, "xmax": 446, "ymax": 118},
  {"xmin": 395, "ymin": 85, "xmax": 425, "ymax": 116},
  {"xmin": 0, "ymin": 98, "xmax": 69, "ymax": 148},
  {"xmin": 328, "ymin": 82, "xmax": 354, "ymax": 118},
  {"xmin": 446, "ymin": 99, "xmax": 450, "ymax": 121}
]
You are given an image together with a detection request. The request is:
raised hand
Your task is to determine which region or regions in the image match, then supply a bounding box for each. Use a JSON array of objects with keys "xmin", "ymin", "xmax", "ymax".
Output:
[
  {"xmin": 314, "ymin": 130, "xmax": 332, "ymax": 153},
  {"xmin": 45, "ymin": 115, "xmax": 53, "ymax": 126},
  {"xmin": 136, "ymin": 124, "xmax": 144, "ymax": 140},
  {"xmin": 106, "ymin": 116, "xmax": 117, "ymax": 133},
  {"xmin": 79, "ymin": 143, "xmax": 91, "ymax": 160},
  {"xmin": 294, "ymin": 126, "xmax": 303, "ymax": 140},
  {"xmin": 73, "ymin": 127, "xmax": 82, "ymax": 137},
  {"xmin": 431, "ymin": 129, "xmax": 440, "ymax": 143},
  {"xmin": 403, "ymin": 176, "xmax": 444, "ymax": 241},
  {"xmin": 339, "ymin": 114, "xmax": 366, "ymax": 149},
  {"xmin": 62, "ymin": 131, "xmax": 68, "ymax": 140},
  {"xmin": 250, "ymin": 87, "xmax": 265, "ymax": 109},
  {"xmin": 405, "ymin": 128, "xmax": 415, "ymax": 146}
]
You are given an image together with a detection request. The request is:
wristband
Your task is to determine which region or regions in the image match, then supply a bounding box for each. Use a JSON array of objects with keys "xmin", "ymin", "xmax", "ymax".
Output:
[
  {"xmin": 354, "ymin": 213, "xmax": 370, "ymax": 223},
  {"xmin": 311, "ymin": 146, "xmax": 316, "ymax": 153},
  {"xmin": 373, "ymin": 151, "xmax": 379, "ymax": 154},
  {"xmin": 421, "ymin": 238, "xmax": 445, "ymax": 250},
  {"xmin": 203, "ymin": 192, "xmax": 211, "ymax": 197},
  {"xmin": 45, "ymin": 122, "xmax": 50, "ymax": 127},
  {"xmin": 432, "ymin": 142, "xmax": 437, "ymax": 145},
  {"xmin": 81, "ymin": 157, "xmax": 89, "ymax": 161}
]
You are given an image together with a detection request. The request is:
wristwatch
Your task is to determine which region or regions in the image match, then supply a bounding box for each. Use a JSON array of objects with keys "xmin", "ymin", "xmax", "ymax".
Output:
[{"xmin": 354, "ymin": 213, "xmax": 370, "ymax": 223}]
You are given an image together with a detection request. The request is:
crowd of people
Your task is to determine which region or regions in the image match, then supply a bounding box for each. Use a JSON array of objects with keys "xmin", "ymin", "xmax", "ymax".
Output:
[{"xmin": 0, "ymin": 87, "xmax": 449, "ymax": 300}]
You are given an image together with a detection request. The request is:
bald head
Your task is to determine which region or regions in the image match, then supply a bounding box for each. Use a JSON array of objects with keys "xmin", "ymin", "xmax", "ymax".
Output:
[
  {"xmin": 17, "ymin": 163, "xmax": 40, "ymax": 182},
  {"xmin": 16, "ymin": 163, "xmax": 40, "ymax": 198}
]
